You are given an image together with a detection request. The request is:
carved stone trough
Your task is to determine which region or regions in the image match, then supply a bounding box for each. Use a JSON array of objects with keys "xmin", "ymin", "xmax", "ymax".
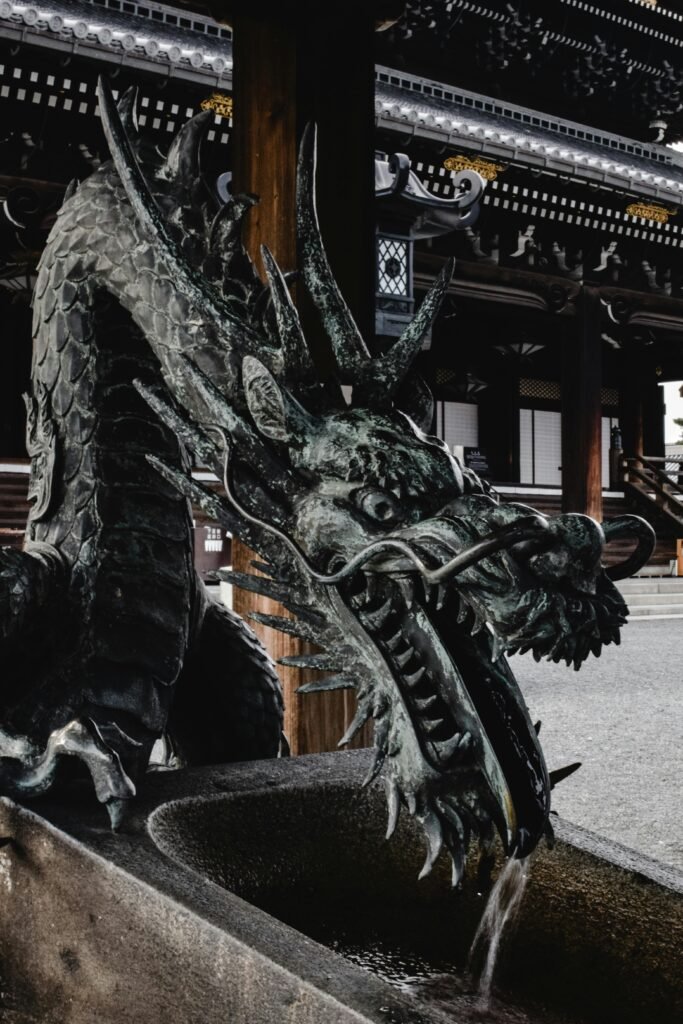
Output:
[{"xmin": 0, "ymin": 750, "xmax": 680, "ymax": 1024}]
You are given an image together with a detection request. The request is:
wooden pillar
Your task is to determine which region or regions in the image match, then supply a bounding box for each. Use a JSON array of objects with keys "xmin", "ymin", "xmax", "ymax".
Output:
[
  {"xmin": 561, "ymin": 287, "xmax": 603, "ymax": 520},
  {"xmin": 230, "ymin": 6, "xmax": 375, "ymax": 754},
  {"xmin": 643, "ymin": 380, "xmax": 666, "ymax": 458}
]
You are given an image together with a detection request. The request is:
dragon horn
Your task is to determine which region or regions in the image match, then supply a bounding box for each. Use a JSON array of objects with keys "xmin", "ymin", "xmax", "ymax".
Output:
[
  {"xmin": 297, "ymin": 122, "xmax": 452, "ymax": 404},
  {"xmin": 296, "ymin": 123, "xmax": 372, "ymax": 379},
  {"xmin": 161, "ymin": 109, "xmax": 212, "ymax": 185},
  {"xmin": 260, "ymin": 244, "xmax": 315, "ymax": 382},
  {"xmin": 374, "ymin": 258, "xmax": 454, "ymax": 398},
  {"xmin": 356, "ymin": 259, "xmax": 455, "ymax": 405},
  {"xmin": 116, "ymin": 86, "xmax": 139, "ymax": 134}
]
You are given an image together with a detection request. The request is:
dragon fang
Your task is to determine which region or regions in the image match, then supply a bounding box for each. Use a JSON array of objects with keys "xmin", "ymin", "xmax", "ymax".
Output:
[{"xmin": 0, "ymin": 80, "xmax": 654, "ymax": 880}]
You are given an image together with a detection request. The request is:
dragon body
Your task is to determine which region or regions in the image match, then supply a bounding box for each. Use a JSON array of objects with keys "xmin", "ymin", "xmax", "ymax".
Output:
[{"xmin": 0, "ymin": 81, "xmax": 654, "ymax": 876}]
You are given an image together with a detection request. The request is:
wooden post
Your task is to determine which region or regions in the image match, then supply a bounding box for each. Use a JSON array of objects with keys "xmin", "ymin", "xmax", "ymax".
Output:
[
  {"xmin": 229, "ymin": 6, "xmax": 375, "ymax": 754},
  {"xmin": 643, "ymin": 379, "xmax": 666, "ymax": 459},
  {"xmin": 561, "ymin": 287, "xmax": 603, "ymax": 520},
  {"xmin": 619, "ymin": 342, "xmax": 644, "ymax": 459}
]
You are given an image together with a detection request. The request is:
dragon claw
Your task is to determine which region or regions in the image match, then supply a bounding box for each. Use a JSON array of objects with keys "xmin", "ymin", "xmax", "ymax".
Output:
[{"xmin": 0, "ymin": 718, "xmax": 136, "ymax": 825}]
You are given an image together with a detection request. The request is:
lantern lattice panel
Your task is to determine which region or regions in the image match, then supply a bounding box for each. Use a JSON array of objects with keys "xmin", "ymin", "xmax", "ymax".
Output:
[{"xmin": 377, "ymin": 236, "xmax": 409, "ymax": 297}]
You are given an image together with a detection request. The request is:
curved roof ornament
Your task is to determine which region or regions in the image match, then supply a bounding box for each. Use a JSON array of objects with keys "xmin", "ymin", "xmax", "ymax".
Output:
[{"xmin": 375, "ymin": 151, "xmax": 486, "ymax": 237}]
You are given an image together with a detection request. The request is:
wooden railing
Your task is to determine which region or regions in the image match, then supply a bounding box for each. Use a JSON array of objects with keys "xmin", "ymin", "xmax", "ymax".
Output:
[{"xmin": 623, "ymin": 454, "xmax": 683, "ymax": 533}]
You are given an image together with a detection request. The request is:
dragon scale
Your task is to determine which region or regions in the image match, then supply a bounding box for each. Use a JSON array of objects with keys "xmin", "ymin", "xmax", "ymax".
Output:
[{"xmin": 0, "ymin": 80, "xmax": 655, "ymax": 877}]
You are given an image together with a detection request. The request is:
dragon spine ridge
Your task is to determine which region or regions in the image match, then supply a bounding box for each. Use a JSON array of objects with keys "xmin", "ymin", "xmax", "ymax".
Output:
[{"xmin": 0, "ymin": 78, "xmax": 655, "ymax": 884}]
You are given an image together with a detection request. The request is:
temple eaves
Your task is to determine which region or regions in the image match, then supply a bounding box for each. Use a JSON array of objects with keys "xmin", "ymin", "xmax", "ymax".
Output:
[
  {"xmin": 0, "ymin": 0, "xmax": 232, "ymax": 85},
  {"xmin": 376, "ymin": 66, "xmax": 683, "ymax": 209}
]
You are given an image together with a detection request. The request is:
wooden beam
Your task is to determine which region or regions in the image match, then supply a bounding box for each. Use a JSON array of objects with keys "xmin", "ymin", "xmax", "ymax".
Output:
[{"xmin": 561, "ymin": 287, "xmax": 603, "ymax": 520}]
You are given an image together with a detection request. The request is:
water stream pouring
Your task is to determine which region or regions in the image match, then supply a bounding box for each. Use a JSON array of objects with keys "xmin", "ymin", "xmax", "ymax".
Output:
[{"xmin": 469, "ymin": 856, "xmax": 531, "ymax": 1012}]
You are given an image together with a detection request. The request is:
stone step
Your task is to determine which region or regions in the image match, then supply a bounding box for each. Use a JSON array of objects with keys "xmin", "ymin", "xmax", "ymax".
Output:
[
  {"xmin": 623, "ymin": 592, "xmax": 683, "ymax": 607},
  {"xmin": 627, "ymin": 605, "xmax": 683, "ymax": 619},
  {"xmin": 617, "ymin": 578, "xmax": 683, "ymax": 595}
]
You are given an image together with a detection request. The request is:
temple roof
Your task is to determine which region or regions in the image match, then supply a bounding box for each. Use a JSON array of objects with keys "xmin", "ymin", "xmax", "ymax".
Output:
[
  {"xmin": 376, "ymin": 67, "xmax": 683, "ymax": 207},
  {"xmin": 376, "ymin": 1, "xmax": 683, "ymax": 145},
  {"xmin": 0, "ymin": 0, "xmax": 231, "ymax": 83}
]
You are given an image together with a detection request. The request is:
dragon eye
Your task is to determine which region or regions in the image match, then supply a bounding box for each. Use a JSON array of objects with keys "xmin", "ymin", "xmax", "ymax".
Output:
[{"xmin": 354, "ymin": 487, "xmax": 400, "ymax": 524}]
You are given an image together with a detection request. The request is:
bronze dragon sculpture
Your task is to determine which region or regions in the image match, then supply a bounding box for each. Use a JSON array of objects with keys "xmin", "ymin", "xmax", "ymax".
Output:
[{"xmin": 0, "ymin": 80, "xmax": 654, "ymax": 880}]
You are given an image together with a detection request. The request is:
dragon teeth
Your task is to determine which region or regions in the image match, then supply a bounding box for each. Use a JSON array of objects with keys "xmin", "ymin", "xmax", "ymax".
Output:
[
  {"xmin": 432, "ymin": 732, "xmax": 462, "ymax": 763},
  {"xmin": 424, "ymin": 717, "xmax": 445, "ymax": 735},
  {"xmin": 384, "ymin": 629, "xmax": 403, "ymax": 652},
  {"xmin": 471, "ymin": 613, "xmax": 486, "ymax": 636},
  {"xmin": 364, "ymin": 574, "xmax": 383, "ymax": 603},
  {"xmin": 432, "ymin": 729, "xmax": 472, "ymax": 765},
  {"xmin": 436, "ymin": 585, "xmax": 447, "ymax": 611},
  {"xmin": 393, "ymin": 646, "xmax": 414, "ymax": 669},
  {"xmin": 458, "ymin": 731, "xmax": 472, "ymax": 751},
  {"xmin": 414, "ymin": 694, "xmax": 438, "ymax": 713},
  {"xmin": 358, "ymin": 597, "xmax": 394, "ymax": 631},
  {"xmin": 402, "ymin": 666, "xmax": 426, "ymax": 688},
  {"xmin": 490, "ymin": 629, "xmax": 506, "ymax": 662},
  {"xmin": 396, "ymin": 576, "xmax": 415, "ymax": 609}
]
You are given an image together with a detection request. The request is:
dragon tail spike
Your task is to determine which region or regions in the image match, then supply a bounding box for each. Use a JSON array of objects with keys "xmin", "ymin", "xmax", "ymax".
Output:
[
  {"xmin": 116, "ymin": 85, "xmax": 139, "ymax": 134},
  {"xmin": 162, "ymin": 109, "xmax": 212, "ymax": 185},
  {"xmin": 296, "ymin": 123, "xmax": 372, "ymax": 380},
  {"xmin": 260, "ymin": 244, "xmax": 315, "ymax": 380},
  {"xmin": 363, "ymin": 258, "xmax": 455, "ymax": 402}
]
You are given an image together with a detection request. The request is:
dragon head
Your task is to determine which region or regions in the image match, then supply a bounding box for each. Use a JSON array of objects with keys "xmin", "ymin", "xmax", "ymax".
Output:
[
  {"xmin": 93, "ymin": 81, "xmax": 654, "ymax": 879},
  {"xmin": 221, "ymin": 357, "xmax": 653, "ymax": 879}
]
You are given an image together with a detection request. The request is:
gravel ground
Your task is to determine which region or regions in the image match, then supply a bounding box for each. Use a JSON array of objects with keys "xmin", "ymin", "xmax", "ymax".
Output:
[{"xmin": 509, "ymin": 618, "xmax": 683, "ymax": 872}]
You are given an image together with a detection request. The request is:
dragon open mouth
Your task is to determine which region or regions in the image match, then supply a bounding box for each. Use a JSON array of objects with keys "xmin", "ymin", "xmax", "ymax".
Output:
[{"xmin": 339, "ymin": 566, "xmax": 545, "ymax": 864}]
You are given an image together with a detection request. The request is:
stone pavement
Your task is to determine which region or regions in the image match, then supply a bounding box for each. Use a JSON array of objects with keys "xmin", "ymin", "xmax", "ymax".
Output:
[{"xmin": 510, "ymin": 618, "xmax": 683, "ymax": 872}]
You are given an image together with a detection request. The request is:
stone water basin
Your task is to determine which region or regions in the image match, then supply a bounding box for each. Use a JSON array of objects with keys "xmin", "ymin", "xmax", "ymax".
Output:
[
  {"xmin": 148, "ymin": 758, "xmax": 683, "ymax": 1024},
  {"xmin": 0, "ymin": 750, "xmax": 681, "ymax": 1024}
]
